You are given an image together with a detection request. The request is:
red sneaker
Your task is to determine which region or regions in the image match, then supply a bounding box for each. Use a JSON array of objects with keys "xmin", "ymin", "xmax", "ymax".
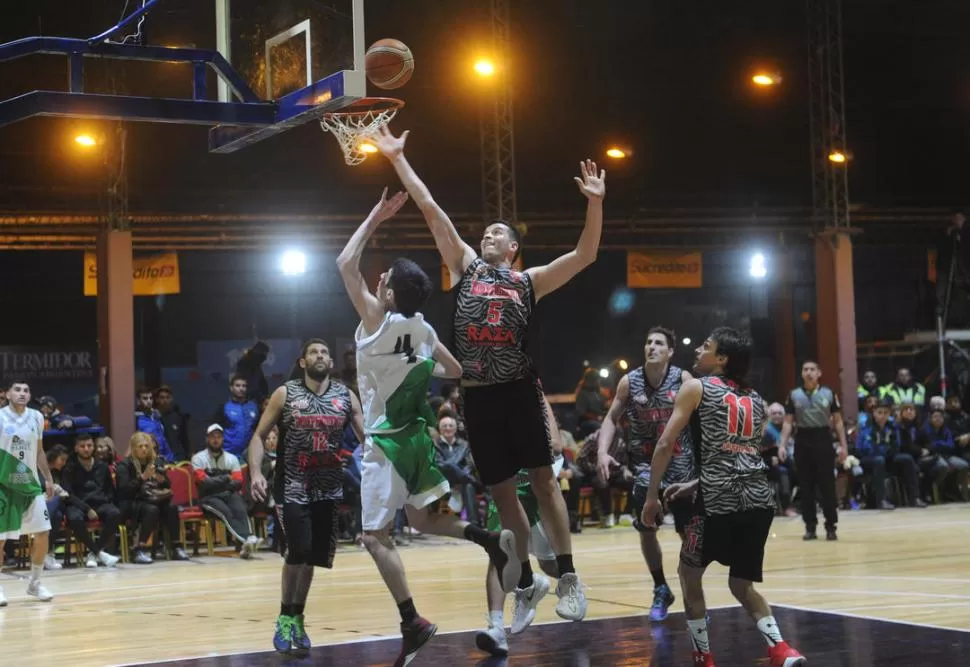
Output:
[
  {"xmin": 692, "ymin": 651, "xmax": 716, "ymax": 666},
  {"xmin": 393, "ymin": 617, "xmax": 437, "ymax": 667},
  {"xmin": 768, "ymin": 641, "xmax": 807, "ymax": 666}
]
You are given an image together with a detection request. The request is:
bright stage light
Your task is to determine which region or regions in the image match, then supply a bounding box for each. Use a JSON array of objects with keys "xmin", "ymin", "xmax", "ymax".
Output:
[{"xmin": 280, "ymin": 250, "xmax": 307, "ymax": 276}]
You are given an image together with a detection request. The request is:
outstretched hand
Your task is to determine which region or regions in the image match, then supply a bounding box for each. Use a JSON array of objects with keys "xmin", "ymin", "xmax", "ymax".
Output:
[
  {"xmin": 375, "ymin": 125, "xmax": 409, "ymax": 159},
  {"xmin": 574, "ymin": 159, "xmax": 606, "ymax": 200},
  {"xmin": 368, "ymin": 187, "xmax": 409, "ymax": 224}
]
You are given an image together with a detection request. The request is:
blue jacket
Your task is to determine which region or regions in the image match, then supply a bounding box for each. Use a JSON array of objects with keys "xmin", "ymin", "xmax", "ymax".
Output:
[
  {"xmin": 214, "ymin": 399, "xmax": 259, "ymax": 457},
  {"xmin": 135, "ymin": 409, "xmax": 173, "ymax": 462},
  {"xmin": 855, "ymin": 422, "xmax": 899, "ymax": 458},
  {"xmin": 923, "ymin": 423, "xmax": 957, "ymax": 458}
]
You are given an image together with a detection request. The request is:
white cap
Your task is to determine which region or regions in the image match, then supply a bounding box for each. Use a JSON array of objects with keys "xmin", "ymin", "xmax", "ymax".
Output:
[{"xmin": 206, "ymin": 424, "xmax": 224, "ymax": 434}]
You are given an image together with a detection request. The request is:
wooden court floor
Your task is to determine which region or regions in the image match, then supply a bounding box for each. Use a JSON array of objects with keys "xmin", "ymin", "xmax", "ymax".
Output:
[{"xmin": 1, "ymin": 504, "xmax": 969, "ymax": 666}]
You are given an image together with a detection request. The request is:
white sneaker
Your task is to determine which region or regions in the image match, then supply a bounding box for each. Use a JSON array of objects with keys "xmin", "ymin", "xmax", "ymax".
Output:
[
  {"xmin": 84, "ymin": 553, "xmax": 98, "ymax": 569},
  {"xmin": 474, "ymin": 616, "xmax": 509, "ymax": 657},
  {"xmin": 26, "ymin": 581, "xmax": 53, "ymax": 602},
  {"xmin": 603, "ymin": 514, "xmax": 616, "ymax": 528},
  {"xmin": 97, "ymin": 551, "xmax": 120, "ymax": 568},
  {"xmin": 43, "ymin": 553, "xmax": 62, "ymax": 571},
  {"xmin": 555, "ymin": 573, "xmax": 588, "ymax": 621},
  {"xmin": 511, "ymin": 573, "xmax": 550, "ymax": 634},
  {"xmin": 0, "ymin": 586, "xmax": 7, "ymax": 607},
  {"xmin": 240, "ymin": 535, "xmax": 262, "ymax": 559}
]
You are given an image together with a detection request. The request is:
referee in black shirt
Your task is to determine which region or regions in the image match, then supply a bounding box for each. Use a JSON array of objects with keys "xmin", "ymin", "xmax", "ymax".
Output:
[{"xmin": 779, "ymin": 360, "xmax": 849, "ymax": 541}]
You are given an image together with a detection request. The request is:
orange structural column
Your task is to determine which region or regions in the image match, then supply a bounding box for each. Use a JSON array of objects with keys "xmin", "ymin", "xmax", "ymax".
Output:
[
  {"xmin": 96, "ymin": 230, "xmax": 135, "ymax": 456},
  {"xmin": 814, "ymin": 233, "xmax": 858, "ymax": 422}
]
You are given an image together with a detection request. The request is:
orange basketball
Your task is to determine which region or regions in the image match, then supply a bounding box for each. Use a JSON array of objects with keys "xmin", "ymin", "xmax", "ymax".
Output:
[{"xmin": 365, "ymin": 39, "xmax": 414, "ymax": 90}]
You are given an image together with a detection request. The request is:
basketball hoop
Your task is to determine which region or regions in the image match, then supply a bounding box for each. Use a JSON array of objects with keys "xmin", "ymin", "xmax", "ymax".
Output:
[{"xmin": 319, "ymin": 97, "xmax": 404, "ymax": 166}]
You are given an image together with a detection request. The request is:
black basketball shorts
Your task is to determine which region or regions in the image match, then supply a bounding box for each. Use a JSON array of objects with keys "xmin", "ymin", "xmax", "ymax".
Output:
[
  {"xmin": 277, "ymin": 500, "xmax": 339, "ymax": 568},
  {"xmin": 679, "ymin": 507, "xmax": 774, "ymax": 582},
  {"xmin": 462, "ymin": 377, "xmax": 553, "ymax": 486},
  {"xmin": 630, "ymin": 483, "xmax": 695, "ymax": 535}
]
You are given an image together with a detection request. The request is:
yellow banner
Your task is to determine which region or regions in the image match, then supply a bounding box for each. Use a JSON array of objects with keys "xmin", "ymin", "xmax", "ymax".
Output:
[
  {"xmin": 84, "ymin": 252, "xmax": 181, "ymax": 296},
  {"xmin": 627, "ymin": 251, "xmax": 702, "ymax": 288}
]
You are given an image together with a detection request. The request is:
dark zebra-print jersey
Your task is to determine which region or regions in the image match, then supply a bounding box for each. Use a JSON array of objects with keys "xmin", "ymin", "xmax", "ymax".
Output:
[
  {"xmin": 625, "ymin": 365, "xmax": 695, "ymax": 485},
  {"xmin": 689, "ymin": 375, "xmax": 773, "ymax": 515},
  {"xmin": 453, "ymin": 257, "xmax": 536, "ymax": 384},
  {"xmin": 274, "ymin": 379, "xmax": 353, "ymax": 504}
]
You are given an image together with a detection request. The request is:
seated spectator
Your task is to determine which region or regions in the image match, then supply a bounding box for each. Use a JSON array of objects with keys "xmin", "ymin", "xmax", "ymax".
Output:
[
  {"xmin": 37, "ymin": 396, "xmax": 74, "ymax": 431},
  {"xmin": 922, "ymin": 409, "xmax": 969, "ymax": 500},
  {"xmin": 574, "ymin": 369, "xmax": 608, "ymax": 439},
  {"xmin": 945, "ymin": 395, "xmax": 970, "ymax": 441},
  {"xmin": 853, "ymin": 402, "xmax": 899, "ymax": 509},
  {"xmin": 577, "ymin": 428, "xmax": 631, "ymax": 527},
  {"xmin": 857, "ymin": 370, "xmax": 881, "ymax": 410},
  {"xmin": 434, "ymin": 414, "xmax": 481, "ymax": 525},
  {"xmin": 116, "ymin": 432, "xmax": 189, "ymax": 563},
  {"xmin": 43, "ymin": 445, "xmax": 70, "ymax": 570},
  {"xmin": 94, "ymin": 436, "xmax": 117, "ymax": 464},
  {"xmin": 929, "ymin": 395, "xmax": 946, "ymax": 413},
  {"xmin": 155, "ymin": 385, "xmax": 192, "ymax": 461},
  {"xmin": 191, "ymin": 424, "xmax": 261, "ymax": 558},
  {"xmin": 135, "ymin": 387, "xmax": 173, "ymax": 462},
  {"xmin": 211, "ymin": 374, "xmax": 258, "ymax": 460},
  {"xmin": 899, "ymin": 404, "xmax": 948, "ymax": 503},
  {"xmin": 880, "ymin": 367, "xmax": 926, "ymax": 412},
  {"xmin": 761, "ymin": 402, "xmax": 796, "ymax": 516},
  {"xmin": 857, "ymin": 395, "xmax": 879, "ymax": 431},
  {"xmin": 63, "ymin": 433, "xmax": 121, "ymax": 567}
]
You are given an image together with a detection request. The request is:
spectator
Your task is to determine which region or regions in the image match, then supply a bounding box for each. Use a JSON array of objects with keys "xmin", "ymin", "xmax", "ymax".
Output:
[
  {"xmin": 856, "ymin": 371, "xmax": 881, "ymax": 410},
  {"xmin": 155, "ymin": 385, "xmax": 192, "ymax": 461},
  {"xmin": 574, "ymin": 369, "xmax": 608, "ymax": 438},
  {"xmin": 929, "ymin": 395, "xmax": 946, "ymax": 412},
  {"xmin": 235, "ymin": 341, "xmax": 270, "ymax": 405},
  {"xmin": 37, "ymin": 396, "xmax": 74, "ymax": 431},
  {"xmin": 434, "ymin": 414, "xmax": 481, "ymax": 525},
  {"xmin": 880, "ymin": 368, "xmax": 926, "ymax": 411},
  {"xmin": 857, "ymin": 395, "xmax": 879, "ymax": 430},
  {"xmin": 191, "ymin": 424, "xmax": 261, "ymax": 558},
  {"xmin": 42, "ymin": 444, "xmax": 70, "ymax": 570},
  {"xmin": 135, "ymin": 387, "xmax": 172, "ymax": 462},
  {"xmin": 212, "ymin": 374, "xmax": 259, "ymax": 459},
  {"xmin": 761, "ymin": 402, "xmax": 796, "ymax": 516},
  {"xmin": 898, "ymin": 404, "xmax": 947, "ymax": 502},
  {"xmin": 577, "ymin": 428, "xmax": 631, "ymax": 527},
  {"xmin": 95, "ymin": 437, "xmax": 117, "ymax": 464},
  {"xmin": 853, "ymin": 402, "xmax": 898, "ymax": 509},
  {"xmin": 923, "ymin": 409, "xmax": 969, "ymax": 499},
  {"xmin": 116, "ymin": 432, "xmax": 189, "ymax": 564},
  {"xmin": 63, "ymin": 433, "xmax": 121, "ymax": 568},
  {"xmin": 945, "ymin": 395, "xmax": 970, "ymax": 461}
]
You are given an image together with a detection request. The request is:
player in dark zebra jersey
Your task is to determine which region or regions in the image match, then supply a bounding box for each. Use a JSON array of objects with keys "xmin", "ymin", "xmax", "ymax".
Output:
[
  {"xmin": 595, "ymin": 326, "xmax": 695, "ymax": 623},
  {"xmin": 376, "ymin": 126, "xmax": 604, "ymax": 622},
  {"xmin": 249, "ymin": 339, "xmax": 364, "ymax": 656},
  {"xmin": 641, "ymin": 328, "xmax": 806, "ymax": 667}
]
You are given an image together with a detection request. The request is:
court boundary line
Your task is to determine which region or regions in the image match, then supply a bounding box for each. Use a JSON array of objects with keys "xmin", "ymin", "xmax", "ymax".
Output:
[{"xmin": 774, "ymin": 602, "xmax": 970, "ymax": 635}]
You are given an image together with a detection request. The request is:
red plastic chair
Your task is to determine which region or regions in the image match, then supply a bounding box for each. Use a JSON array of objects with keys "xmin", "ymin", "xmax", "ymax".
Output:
[{"xmin": 167, "ymin": 466, "xmax": 214, "ymax": 556}]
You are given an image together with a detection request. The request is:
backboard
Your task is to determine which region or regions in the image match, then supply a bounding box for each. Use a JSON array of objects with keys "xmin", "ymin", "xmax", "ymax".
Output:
[{"xmin": 218, "ymin": 0, "xmax": 366, "ymax": 103}]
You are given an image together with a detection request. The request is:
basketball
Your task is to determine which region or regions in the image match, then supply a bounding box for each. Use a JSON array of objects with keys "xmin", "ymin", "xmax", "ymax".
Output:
[{"xmin": 365, "ymin": 39, "xmax": 414, "ymax": 90}]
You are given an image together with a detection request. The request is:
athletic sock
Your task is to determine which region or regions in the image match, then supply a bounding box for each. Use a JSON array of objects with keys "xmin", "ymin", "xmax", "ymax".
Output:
[
  {"xmin": 463, "ymin": 524, "xmax": 491, "ymax": 549},
  {"xmin": 280, "ymin": 603, "xmax": 294, "ymax": 617},
  {"xmin": 489, "ymin": 610, "xmax": 505, "ymax": 629},
  {"xmin": 687, "ymin": 617, "xmax": 711, "ymax": 653},
  {"xmin": 555, "ymin": 553, "xmax": 575, "ymax": 576},
  {"xmin": 650, "ymin": 567, "xmax": 667, "ymax": 588},
  {"xmin": 397, "ymin": 597, "xmax": 419, "ymax": 625},
  {"xmin": 756, "ymin": 615, "xmax": 784, "ymax": 647},
  {"xmin": 292, "ymin": 603, "xmax": 306, "ymax": 617},
  {"xmin": 30, "ymin": 564, "xmax": 41, "ymax": 584},
  {"xmin": 518, "ymin": 560, "xmax": 534, "ymax": 589}
]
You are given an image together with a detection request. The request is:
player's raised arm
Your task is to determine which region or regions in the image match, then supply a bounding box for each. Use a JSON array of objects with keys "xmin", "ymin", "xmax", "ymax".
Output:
[
  {"xmin": 248, "ymin": 385, "xmax": 286, "ymax": 502},
  {"xmin": 375, "ymin": 126, "xmax": 477, "ymax": 278},
  {"xmin": 336, "ymin": 188, "xmax": 409, "ymax": 334},
  {"xmin": 525, "ymin": 160, "xmax": 605, "ymax": 301},
  {"xmin": 596, "ymin": 374, "xmax": 629, "ymax": 485}
]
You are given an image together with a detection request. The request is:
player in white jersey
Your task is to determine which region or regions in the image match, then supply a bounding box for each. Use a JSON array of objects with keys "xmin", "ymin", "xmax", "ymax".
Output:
[
  {"xmin": 0, "ymin": 380, "xmax": 55, "ymax": 605},
  {"xmin": 337, "ymin": 189, "xmax": 520, "ymax": 667}
]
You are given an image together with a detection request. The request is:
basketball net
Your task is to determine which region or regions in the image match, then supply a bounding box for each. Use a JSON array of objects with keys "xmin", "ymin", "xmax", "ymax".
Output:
[{"xmin": 319, "ymin": 98, "xmax": 404, "ymax": 166}]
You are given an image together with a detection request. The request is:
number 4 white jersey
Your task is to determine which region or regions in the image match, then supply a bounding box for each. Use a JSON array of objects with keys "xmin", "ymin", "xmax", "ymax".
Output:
[{"xmin": 0, "ymin": 406, "xmax": 44, "ymax": 484}]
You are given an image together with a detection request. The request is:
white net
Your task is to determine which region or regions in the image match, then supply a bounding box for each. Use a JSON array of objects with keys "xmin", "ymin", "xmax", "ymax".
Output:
[{"xmin": 319, "ymin": 100, "xmax": 402, "ymax": 166}]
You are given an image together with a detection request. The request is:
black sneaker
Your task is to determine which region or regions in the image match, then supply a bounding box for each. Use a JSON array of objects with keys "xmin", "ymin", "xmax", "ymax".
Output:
[
  {"xmin": 485, "ymin": 529, "xmax": 520, "ymax": 594},
  {"xmin": 802, "ymin": 530, "xmax": 818, "ymax": 541},
  {"xmin": 825, "ymin": 529, "xmax": 838, "ymax": 541}
]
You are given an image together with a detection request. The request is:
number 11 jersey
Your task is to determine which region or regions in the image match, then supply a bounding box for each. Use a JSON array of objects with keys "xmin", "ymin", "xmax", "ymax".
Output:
[
  {"xmin": 689, "ymin": 376, "xmax": 773, "ymax": 515},
  {"xmin": 355, "ymin": 312, "xmax": 439, "ymax": 434}
]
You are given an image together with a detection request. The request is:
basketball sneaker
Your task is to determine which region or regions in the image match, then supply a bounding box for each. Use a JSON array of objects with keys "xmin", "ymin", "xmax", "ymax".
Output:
[
  {"xmin": 291, "ymin": 614, "xmax": 312, "ymax": 656},
  {"xmin": 273, "ymin": 614, "xmax": 296, "ymax": 654},
  {"xmin": 768, "ymin": 641, "xmax": 806, "ymax": 666},
  {"xmin": 554, "ymin": 572, "xmax": 588, "ymax": 621},
  {"xmin": 692, "ymin": 651, "xmax": 716, "ymax": 666},
  {"xmin": 43, "ymin": 553, "xmax": 62, "ymax": 570},
  {"xmin": 475, "ymin": 615, "xmax": 509, "ymax": 657},
  {"xmin": 485, "ymin": 529, "xmax": 520, "ymax": 594},
  {"xmin": 26, "ymin": 580, "xmax": 53, "ymax": 602},
  {"xmin": 394, "ymin": 616, "xmax": 437, "ymax": 667},
  {"xmin": 649, "ymin": 583, "xmax": 675, "ymax": 622},
  {"xmin": 511, "ymin": 573, "xmax": 550, "ymax": 633},
  {"xmin": 97, "ymin": 551, "xmax": 120, "ymax": 567},
  {"xmin": 0, "ymin": 586, "xmax": 7, "ymax": 607}
]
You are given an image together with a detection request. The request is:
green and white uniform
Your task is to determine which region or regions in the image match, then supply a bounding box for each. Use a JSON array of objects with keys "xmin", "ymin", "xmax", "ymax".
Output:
[
  {"xmin": 485, "ymin": 455, "xmax": 564, "ymax": 561},
  {"xmin": 0, "ymin": 406, "xmax": 50, "ymax": 540},
  {"xmin": 357, "ymin": 312, "xmax": 450, "ymax": 531}
]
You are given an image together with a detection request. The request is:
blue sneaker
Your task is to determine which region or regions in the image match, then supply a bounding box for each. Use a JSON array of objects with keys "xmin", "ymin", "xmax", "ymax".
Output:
[
  {"xmin": 649, "ymin": 584, "xmax": 675, "ymax": 622},
  {"xmin": 274, "ymin": 615, "xmax": 296, "ymax": 653},
  {"xmin": 292, "ymin": 614, "xmax": 312, "ymax": 656}
]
